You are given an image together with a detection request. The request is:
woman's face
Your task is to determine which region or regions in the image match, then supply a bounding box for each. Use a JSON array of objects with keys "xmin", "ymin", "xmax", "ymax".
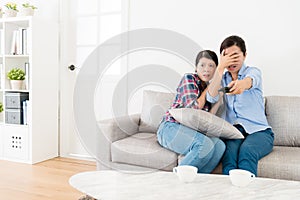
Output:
[
  {"xmin": 196, "ymin": 57, "xmax": 217, "ymax": 82},
  {"xmin": 223, "ymin": 45, "xmax": 246, "ymax": 74}
]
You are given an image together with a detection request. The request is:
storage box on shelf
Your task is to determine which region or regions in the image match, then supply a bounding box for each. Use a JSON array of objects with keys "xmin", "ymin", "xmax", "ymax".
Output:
[
  {"xmin": 0, "ymin": 16, "xmax": 58, "ymax": 164},
  {"xmin": 5, "ymin": 92, "xmax": 29, "ymax": 124}
]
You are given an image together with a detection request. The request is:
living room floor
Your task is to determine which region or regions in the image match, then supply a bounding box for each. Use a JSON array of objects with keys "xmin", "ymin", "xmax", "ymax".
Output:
[{"xmin": 0, "ymin": 157, "xmax": 96, "ymax": 200}]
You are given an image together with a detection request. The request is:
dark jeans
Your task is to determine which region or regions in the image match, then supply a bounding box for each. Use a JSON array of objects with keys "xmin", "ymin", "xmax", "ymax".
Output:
[{"xmin": 222, "ymin": 125, "xmax": 274, "ymax": 176}]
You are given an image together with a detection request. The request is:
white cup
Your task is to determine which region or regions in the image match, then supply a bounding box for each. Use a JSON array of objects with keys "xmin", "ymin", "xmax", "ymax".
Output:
[
  {"xmin": 173, "ymin": 165, "xmax": 197, "ymax": 183},
  {"xmin": 229, "ymin": 169, "xmax": 255, "ymax": 187}
]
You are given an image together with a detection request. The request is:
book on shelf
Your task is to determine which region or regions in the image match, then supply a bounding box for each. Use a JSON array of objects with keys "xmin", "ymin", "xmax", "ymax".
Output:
[
  {"xmin": 23, "ymin": 100, "xmax": 29, "ymax": 125},
  {"xmin": 22, "ymin": 29, "xmax": 28, "ymax": 55},
  {"xmin": 10, "ymin": 28, "xmax": 28, "ymax": 55},
  {"xmin": 25, "ymin": 62, "xmax": 29, "ymax": 90},
  {"xmin": 11, "ymin": 30, "xmax": 17, "ymax": 55}
]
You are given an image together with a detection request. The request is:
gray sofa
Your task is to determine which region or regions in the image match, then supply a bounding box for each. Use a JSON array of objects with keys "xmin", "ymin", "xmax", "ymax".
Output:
[{"xmin": 97, "ymin": 90, "xmax": 300, "ymax": 181}]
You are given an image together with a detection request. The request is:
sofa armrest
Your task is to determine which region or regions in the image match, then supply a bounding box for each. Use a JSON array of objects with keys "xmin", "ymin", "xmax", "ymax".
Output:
[
  {"xmin": 97, "ymin": 114, "xmax": 140, "ymax": 143},
  {"xmin": 96, "ymin": 114, "xmax": 140, "ymax": 170}
]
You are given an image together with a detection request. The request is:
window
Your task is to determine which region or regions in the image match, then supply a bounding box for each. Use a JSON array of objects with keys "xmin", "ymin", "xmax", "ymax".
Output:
[{"xmin": 76, "ymin": 0, "xmax": 124, "ymax": 75}]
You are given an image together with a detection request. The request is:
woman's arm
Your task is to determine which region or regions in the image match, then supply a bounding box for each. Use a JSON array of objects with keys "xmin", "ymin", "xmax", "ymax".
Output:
[
  {"xmin": 209, "ymin": 93, "xmax": 223, "ymax": 115},
  {"xmin": 208, "ymin": 50, "xmax": 240, "ymax": 97},
  {"xmin": 196, "ymin": 87, "xmax": 208, "ymax": 109}
]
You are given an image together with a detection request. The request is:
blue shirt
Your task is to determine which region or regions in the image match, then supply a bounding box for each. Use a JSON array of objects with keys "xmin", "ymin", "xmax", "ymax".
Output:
[{"xmin": 207, "ymin": 64, "xmax": 271, "ymax": 134}]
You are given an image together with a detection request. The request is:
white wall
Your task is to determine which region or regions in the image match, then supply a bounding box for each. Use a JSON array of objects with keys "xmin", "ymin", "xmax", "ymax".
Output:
[{"xmin": 128, "ymin": 0, "xmax": 300, "ymax": 99}]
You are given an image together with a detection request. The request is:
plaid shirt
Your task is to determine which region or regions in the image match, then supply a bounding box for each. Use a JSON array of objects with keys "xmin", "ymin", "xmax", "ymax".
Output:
[{"xmin": 164, "ymin": 73, "xmax": 211, "ymax": 123}]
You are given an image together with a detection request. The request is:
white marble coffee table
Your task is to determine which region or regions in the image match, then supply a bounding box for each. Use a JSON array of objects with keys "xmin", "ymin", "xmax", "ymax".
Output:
[{"xmin": 69, "ymin": 170, "xmax": 300, "ymax": 200}]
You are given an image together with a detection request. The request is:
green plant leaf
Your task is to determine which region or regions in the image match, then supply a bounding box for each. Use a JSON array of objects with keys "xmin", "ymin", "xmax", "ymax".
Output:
[
  {"xmin": 7, "ymin": 68, "xmax": 26, "ymax": 80},
  {"xmin": 0, "ymin": 102, "xmax": 3, "ymax": 113}
]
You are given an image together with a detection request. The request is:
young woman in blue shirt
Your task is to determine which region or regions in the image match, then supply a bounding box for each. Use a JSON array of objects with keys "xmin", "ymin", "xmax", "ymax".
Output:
[{"xmin": 207, "ymin": 35, "xmax": 274, "ymax": 176}]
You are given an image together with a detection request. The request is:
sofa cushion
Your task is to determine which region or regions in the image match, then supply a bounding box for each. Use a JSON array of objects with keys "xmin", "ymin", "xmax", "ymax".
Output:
[
  {"xmin": 139, "ymin": 90, "xmax": 175, "ymax": 133},
  {"xmin": 265, "ymin": 96, "xmax": 300, "ymax": 147},
  {"xmin": 111, "ymin": 133, "xmax": 178, "ymax": 170},
  {"xmin": 258, "ymin": 146, "xmax": 300, "ymax": 181},
  {"xmin": 169, "ymin": 108, "xmax": 244, "ymax": 139}
]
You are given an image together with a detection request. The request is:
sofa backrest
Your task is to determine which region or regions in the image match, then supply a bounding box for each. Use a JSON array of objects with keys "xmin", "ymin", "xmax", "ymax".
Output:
[
  {"xmin": 139, "ymin": 90, "xmax": 175, "ymax": 133},
  {"xmin": 265, "ymin": 96, "xmax": 300, "ymax": 147},
  {"xmin": 138, "ymin": 91, "xmax": 300, "ymax": 147}
]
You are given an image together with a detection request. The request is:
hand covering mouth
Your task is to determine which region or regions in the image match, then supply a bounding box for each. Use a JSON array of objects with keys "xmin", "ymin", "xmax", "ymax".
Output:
[{"xmin": 228, "ymin": 66, "xmax": 237, "ymax": 70}]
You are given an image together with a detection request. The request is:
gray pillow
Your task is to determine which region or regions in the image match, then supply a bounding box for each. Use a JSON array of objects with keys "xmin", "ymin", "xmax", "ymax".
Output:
[
  {"xmin": 169, "ymin": 108, "xmax": 244, "ymax": 139},
  {"xmin": 139, "ymin": 90, "xmax": 175, "ymax": 133},
  {"xmin": 265, "ymin": 96, "xmax": 300, "ymax": 147}
]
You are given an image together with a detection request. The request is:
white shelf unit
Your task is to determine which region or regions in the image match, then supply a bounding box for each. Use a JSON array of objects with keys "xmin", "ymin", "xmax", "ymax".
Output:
[{"xmin": 0, "ymin": 17, "xmax": 58, "ymax": 164}]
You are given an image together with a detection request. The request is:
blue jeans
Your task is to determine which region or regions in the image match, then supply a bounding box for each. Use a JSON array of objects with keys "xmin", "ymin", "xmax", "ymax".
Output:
[
  {"xmin": 157, "ymin": 121, "xmax": 225, "ymax": 173},
  {"xmin": 222, "ymin": 125, "xmax": 274, "ymax": 176}
]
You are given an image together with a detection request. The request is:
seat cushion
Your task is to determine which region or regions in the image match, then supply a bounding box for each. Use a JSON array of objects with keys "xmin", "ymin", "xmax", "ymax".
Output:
[
  {"xmin": 111, "ymin": 133, "xmax": 178, "ymax": 170},
  {"xmin": 258, "ymin": 146, "xmax": 300, "ymax": 181},
  {"xmin": 211, "ymin": 146, "xmax": 300, "ymax": 180}
]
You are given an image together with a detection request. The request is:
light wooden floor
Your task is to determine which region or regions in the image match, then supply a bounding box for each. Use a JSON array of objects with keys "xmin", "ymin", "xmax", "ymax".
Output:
[{"xmin": 0, "ymin": 157, "xmax": 96, "ymax": 200}]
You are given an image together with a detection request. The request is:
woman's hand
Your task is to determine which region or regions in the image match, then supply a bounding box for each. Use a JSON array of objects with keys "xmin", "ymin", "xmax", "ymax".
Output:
[
  {"xmin": 219, "ymin": 50, "xmax": 240, "ymax": 70},
  {"xmin": 208, "ymin": 50, "xmax": 241, "ymax": 98},
  {"xmin": 197, "ymin": 87, "xmax": 208, "ymax": 109}
]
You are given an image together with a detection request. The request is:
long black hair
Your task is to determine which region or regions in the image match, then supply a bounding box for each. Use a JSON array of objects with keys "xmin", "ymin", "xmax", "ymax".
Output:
[{"xmin": 195, "ymin": 50, "xmax": 218, "ymax": 66}]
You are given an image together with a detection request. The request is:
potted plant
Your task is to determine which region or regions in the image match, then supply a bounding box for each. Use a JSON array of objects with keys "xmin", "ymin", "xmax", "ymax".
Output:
[
  {"xmin": 20, "ymin": 3, "xmax": 37, "ymax": 16},
  {"xmin": 0, "ymin": 101, "xmax": 3, "ymax": 122},
  {"xmin": 4, "ymin": 3, "xmax": 18, "ymax": 18},
  {"xmin": 0, "ymin": 102, "xmax": 3, "ymax": 113},
  {"xmin": 7, "ymin": 68, "xmax": 26, "ymax": 90}
]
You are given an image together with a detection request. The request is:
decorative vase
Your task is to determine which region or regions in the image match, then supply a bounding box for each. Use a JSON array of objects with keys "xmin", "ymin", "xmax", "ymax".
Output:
[
  {"xmin": 19, "ymin": 7, "xmax": 34, "ymax": 16},
  {"xmin": 0, "ymin": 12, "xmax": 3, "ymax": 18},
  {"xmin": 10, "ymin": 80, "xmax": 24, "ymax": 90},
  {"xmin": 4, "ymin": 9, "xmax": 17, "ymax": 18}
]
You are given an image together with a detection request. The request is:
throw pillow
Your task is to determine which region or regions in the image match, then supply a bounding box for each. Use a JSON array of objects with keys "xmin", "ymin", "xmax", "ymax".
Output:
[
  {"xmin": 169, "ymin": 108, "xmax": 244, "ymax": 139},
  {"xmin": 139, "ymin": 90, "xmax": 175, "ymax": 133}
]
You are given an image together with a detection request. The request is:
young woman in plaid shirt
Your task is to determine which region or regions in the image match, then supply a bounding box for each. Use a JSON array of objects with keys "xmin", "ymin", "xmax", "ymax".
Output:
[{"xmin": 157, "ymin": 50, "xmax": 225, "ymax": 173}]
